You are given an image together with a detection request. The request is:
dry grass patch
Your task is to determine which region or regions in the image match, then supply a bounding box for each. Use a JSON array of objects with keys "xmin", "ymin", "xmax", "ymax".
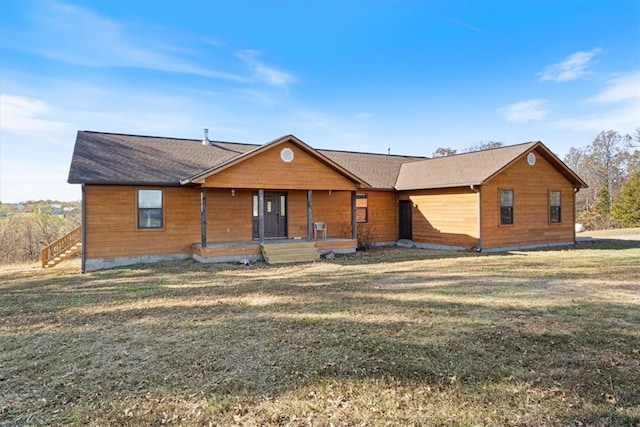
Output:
[{"xmin": 1, "ymin": 242, "xmax": 639, "ymax": 426}]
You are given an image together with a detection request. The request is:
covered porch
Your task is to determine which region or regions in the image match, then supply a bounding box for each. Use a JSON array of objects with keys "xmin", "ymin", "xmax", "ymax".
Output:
[{"xmin": 183, "ymin": 136, "xmax": 370, "ymax": 264}]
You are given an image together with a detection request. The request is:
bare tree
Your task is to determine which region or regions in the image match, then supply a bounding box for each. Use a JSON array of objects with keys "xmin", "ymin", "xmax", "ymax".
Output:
[
  {"xmin": 465, "ymin": 141, "xmax": 504, "ymax": 153},
  {"xmin": 585, "ymin": 130, "xmax": 631, "ymax": 207},
  {"xmin": 432, "ymin": 147, "xmax": 458, "ymax": 157}
]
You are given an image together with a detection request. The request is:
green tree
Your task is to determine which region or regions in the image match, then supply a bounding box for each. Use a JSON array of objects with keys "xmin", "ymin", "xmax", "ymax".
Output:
[
  {"xmin": 595, "ymin": 185, "xmax": 611, "ymax": 217},
  {"xmin": 611, "ymin": 170, "xmax": 640, "ymax": 228}
]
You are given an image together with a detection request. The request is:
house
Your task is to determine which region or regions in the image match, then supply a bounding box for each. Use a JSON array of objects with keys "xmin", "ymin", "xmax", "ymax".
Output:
[{"xmin": 67, "ymin": 131, "xmax": 587, "ymax": 271}]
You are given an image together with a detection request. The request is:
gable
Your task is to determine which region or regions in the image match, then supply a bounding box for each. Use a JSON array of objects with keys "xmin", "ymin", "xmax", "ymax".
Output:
[
  {"xmin": 198, "ymin": 138, "xmax": 365, "ymax": 190},
  {"xmin": 395, "ymin": 142, "xmax": 587, "ymax": 191},
  {"xmin": 485, "ymin": 146, "xmax": 576, "ymax": 188}
]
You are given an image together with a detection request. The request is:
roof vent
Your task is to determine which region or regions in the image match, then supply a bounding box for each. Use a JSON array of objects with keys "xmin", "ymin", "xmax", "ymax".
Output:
[{"xmin": 202, "ymin": 128, "xmax": 210, "ymax": 146}]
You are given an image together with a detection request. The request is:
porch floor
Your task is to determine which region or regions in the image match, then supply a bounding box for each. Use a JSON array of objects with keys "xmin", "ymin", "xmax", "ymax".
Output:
[{"xmin": 191, "ymin": 238, "xmax": 357, "ymax": 264}]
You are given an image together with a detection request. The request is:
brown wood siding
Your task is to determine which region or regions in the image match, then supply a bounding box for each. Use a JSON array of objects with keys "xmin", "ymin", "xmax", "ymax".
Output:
[
  {"xmin": 202, "ymin": 142, "xmax": 357, "ymax": 190},
  {"xmin": 311, "ymin": 191, "xmax": 353, "ymax": 238},
  {"xmin": 306, "ymin": 190, "xmax": 397, "ymax": 241},
  {"xmin": 205, "ymin": 189, "xmax": 254, "ymax": 242},
  {"xmin": 315, "ymin": 239, "xmax": 357, "ymax": 251},
  {"xmin": 481, "ymin": 150, "xmax": 576, "ymax": 248},
  {"xmin": 400, "ymin": 188, "xmax": 479, "ymax": 248},
  {"xmin": 365, "ymin": 191, "xmax": 398, "ymax": 242},
  {"xmin": 287, "ymin": 190, "xmax": 311, "ymax": 238},
  {"xmin": 194, "ymin": 243, "xmax": 262, "ymax": 258},
  {"xmin": 84, "ymin": 185, "xmax": 201, "ymax": 259}
]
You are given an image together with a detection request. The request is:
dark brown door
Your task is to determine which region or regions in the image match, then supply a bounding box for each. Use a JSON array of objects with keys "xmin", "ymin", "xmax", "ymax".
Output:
[
  {"xmin": 399, "ymin": 200, "xmax": 413, "ymax": 240},
  {"xmin": 254, "ymin": 192, "xmax": 287, "ymax": 239}
]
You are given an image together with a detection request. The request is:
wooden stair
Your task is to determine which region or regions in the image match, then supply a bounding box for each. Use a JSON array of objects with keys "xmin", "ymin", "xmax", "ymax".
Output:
[
  {"xmin": 261, "ymin": 241, "xmax": 319, "ymax": 264},
  {"xmin": 41, "ymin": 225, "xmax": 82, "ymax": 268}
]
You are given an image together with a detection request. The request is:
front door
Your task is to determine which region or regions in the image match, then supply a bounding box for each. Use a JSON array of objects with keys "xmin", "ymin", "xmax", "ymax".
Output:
[
  {"xmin": 253, "ymin": 192, "xmax": 287, "ymax": 239},
  {"xmin": 399, "ymin": 200, "xmax": 413, "ymax": 240}
]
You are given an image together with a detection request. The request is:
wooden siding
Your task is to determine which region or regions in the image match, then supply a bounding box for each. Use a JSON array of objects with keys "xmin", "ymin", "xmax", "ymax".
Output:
[
  {"xmin": 206, "ymin": 189, "xmax": 254, "ymax": 242},
  {"xmin": 310, "ymin": 190, "xmax": 353, "ymax": 238},
  {"xmin": 480, "ymin": 149, "xmax": 576, "ymax": 248},
  {"xmin": 303, "ymin": 190, "xmax": 397, "ymax": 241},
  {"xmin": 84, "ymin": 185, "xmax": 201, "ymax": 259},
  {"xmin": 364, "ymin": 191, "xmax": 398, "ymax": 242},
  {"xmin": 400, "ymin": 188, "xmax": 479, "ymax": 248},
  {"xmin": 193, "ymin": 243, "xmax": 262, "ymax": 258},
  {"xmin": 287, "ymin": 190, "xmax": 311, "ymax": 238},
  {"xmin": 315, "ymin": 239, "xmax": 357, "ymax": 251},
  {"xmin": 202, "ymin": 142, "xmax": 358, "ymax": 190},
  {"xmin": 206, "ymin": 189, "xmax": 359, "ymax": 241}
]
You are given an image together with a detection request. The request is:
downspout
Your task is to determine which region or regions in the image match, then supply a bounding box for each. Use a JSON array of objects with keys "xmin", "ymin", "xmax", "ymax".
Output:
[
  {"xmin": 81, "ymin": 184, "xmax": 86, "ymax": 273},
  {"xmin": 471, "ymin": 184, "xmax": 482, "ymax": 251}
]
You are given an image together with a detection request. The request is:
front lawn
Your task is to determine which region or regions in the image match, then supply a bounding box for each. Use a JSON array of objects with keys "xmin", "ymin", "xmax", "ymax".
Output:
[{"xmin": 1, "ymin": 241, "xmax": 639, "ymax": 426}]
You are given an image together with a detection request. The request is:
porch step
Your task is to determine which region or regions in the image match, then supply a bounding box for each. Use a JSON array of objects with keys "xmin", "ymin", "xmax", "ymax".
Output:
[
  {"xmin": 261, "ymin": 241, "xmax": 319, "ymax": 264},
  {"xmin": 44, "ymin": 243, "xmax": 82, "ymax": 268}
]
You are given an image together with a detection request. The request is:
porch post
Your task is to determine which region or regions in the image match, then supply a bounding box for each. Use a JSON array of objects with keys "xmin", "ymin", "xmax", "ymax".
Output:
[
  {"xmin": 351, "ymin": 191, "xmax": 357, "ymax": 240},
  {"xmin": 307, "ymin": 190, "xmax": 313, "ymax": 240},
  {"xmin": 258, "ymin": 189, "xmax": 265, "ymax": 244},
  {"xmin": 200, "ymin": 188, "xmax": 207, "ymax": 248}
]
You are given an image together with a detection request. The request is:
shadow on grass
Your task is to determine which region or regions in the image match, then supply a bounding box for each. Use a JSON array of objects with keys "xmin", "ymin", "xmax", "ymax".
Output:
[{"xmin": 2, "ymin": 250, "xmax": 640, "ymax": 425}]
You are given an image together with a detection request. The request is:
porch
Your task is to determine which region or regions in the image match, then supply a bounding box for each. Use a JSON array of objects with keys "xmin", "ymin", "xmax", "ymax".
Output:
[{"xmin": 191, "ymin": 238, "xmax": 357, "ymax": 264}]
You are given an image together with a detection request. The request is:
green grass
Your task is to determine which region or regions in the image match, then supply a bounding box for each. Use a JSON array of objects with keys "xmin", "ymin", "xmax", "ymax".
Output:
[{"xmin": 1, "ymin": 240, "xmax": 639, "ymax": 426}]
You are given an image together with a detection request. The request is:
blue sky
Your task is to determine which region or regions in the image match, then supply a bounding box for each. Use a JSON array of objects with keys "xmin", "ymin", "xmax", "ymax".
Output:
[{"xmin": 1, "ymin": 0, "xmax": 639, "ymax": 202}]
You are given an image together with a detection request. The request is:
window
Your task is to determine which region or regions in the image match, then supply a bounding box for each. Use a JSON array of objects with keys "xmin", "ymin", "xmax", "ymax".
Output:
[
  {"xmin": 356, "ymin": 193, "xmax": 368, "ymax": 223},
  {"xmin": 499, "ymin": 189, "xmax": 514, "ymax": 225},
  {"xmin": 138, "ymin": 189, "xmax": 163, "ymax": 229},
  {"xmin": 549, "ymin": 191, "xmax": 561, "ymax": 223},
  {"xmin": 252, "ymin": 194, "xmax": 259, "ymax": 217}
]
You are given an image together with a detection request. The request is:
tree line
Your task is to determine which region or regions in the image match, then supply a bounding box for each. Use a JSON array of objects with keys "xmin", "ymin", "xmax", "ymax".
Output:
[
  {"xmin": 433, "ymin": 128, "xmax": 640, "ymax": 230},
  {"xmin": 0, "ymin": 201, "xmax": 81, "ymax": 265},
  {"xmin": 564, "ymin": 129, "xmax": 640, "ymax": 229}
]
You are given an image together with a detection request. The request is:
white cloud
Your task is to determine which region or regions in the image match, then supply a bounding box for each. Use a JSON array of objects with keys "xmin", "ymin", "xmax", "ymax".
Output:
[
  {"xmin": 355, "ymin": 112, "xmax": 373, "ymax": 119},
  {"xmin": 499, "ymin": 99, "xmax": 549, "ymax": 122},
  {"xmin": 0, "ymin": 94, "xmax": 73, "ymax": 133},
  {"xmin": 236, "ymin": 50, "xmax": 296, "ymax": 87},
  {"xmin": 14, "ymin": 2, "xmax": 248, "ymax": 82},
  {"xmin": 538, "ymin": 49, "xmax": 601, "ymax": 82},
  {"xmin": 589, "ymin": 71, "xmax": 640, "ymax": 104},
  {"xmin": 555, "ymin": 71, "xmax": 640, "ymax": 134}
]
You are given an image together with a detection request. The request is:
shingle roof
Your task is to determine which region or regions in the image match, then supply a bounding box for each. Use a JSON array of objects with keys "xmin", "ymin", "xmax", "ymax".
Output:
[
  {"xmin": 68, "ymin": 131, "xmax": 258, "ymax": 185},
  {"xmin": 395, "ymin": 142, "xmax": 538, "ymax": 190},
  {"xmin": 68, "ymin": 131, "xmax": 586, "ymax": 190},
  {"xmin": 68, "ymin": 131, "xmax": 424, "ymax": 189},
  {"xmin": 319, "ymin": 150, "xmax": 424, "ymax": 189},
  {"xmin": 394, "ymin": 141, "xmax": 587, "ymax": 190}
]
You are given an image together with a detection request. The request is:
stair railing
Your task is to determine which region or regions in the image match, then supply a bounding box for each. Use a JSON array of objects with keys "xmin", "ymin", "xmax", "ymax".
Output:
[{"xmin": 41, "ymin": 225, "xmax": 82, "ymax": 268}]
